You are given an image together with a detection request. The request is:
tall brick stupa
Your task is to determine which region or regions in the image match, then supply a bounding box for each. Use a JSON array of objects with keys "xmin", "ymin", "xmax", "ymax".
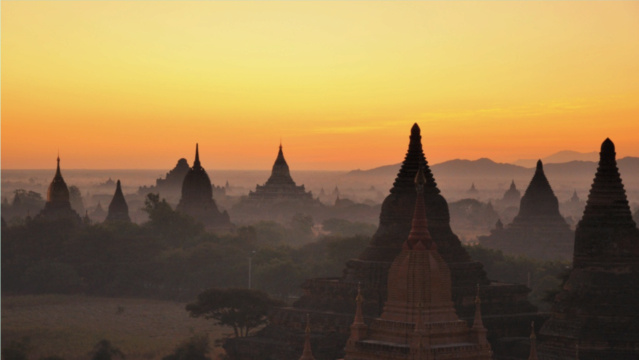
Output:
[{"xmin": 538, "ymin": 139, "xmax": 639, "ymax": 360}]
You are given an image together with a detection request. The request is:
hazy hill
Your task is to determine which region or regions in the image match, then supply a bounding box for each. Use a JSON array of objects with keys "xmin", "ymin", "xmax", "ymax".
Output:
[
  {"xmin": 514, "ymin": 150, "xmax": 598, "ymax": 167},
  {"xmin": 342, "ymin": 157, "xmax": 639, "ymax": 203}
]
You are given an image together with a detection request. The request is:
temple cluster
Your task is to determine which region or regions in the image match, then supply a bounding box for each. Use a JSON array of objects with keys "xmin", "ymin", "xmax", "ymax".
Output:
[{"xmin": 27, "ymin": 125, "xmax": 639, "ymax": 360}]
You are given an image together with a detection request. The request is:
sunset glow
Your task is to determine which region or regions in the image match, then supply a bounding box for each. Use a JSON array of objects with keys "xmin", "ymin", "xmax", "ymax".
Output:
[{"xmin": 2, "ymin": 1, "xmax": 639, "ymax": 170}]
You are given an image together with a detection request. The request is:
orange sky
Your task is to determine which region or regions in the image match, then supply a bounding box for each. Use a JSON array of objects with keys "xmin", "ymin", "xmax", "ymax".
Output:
[{"xmin": 2, "ymin": 1, "xmax": 639, "ymax": 170}]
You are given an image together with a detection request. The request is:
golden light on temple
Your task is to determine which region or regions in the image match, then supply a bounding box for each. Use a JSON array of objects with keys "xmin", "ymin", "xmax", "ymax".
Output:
[{"xmin": 2, "ymin": 1, "xmax": 639, "ymax": 170}]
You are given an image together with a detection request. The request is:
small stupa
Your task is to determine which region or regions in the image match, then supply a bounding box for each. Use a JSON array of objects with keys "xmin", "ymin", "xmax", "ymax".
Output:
[{"xmin": 105, "ymin": 180, "xmax": 130, "ymax": 222}]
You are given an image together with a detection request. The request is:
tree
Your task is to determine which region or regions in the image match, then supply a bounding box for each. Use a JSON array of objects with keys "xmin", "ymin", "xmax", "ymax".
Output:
[
  {"xmin": 186, "ymin": 288, "xmax": 282, "ymax": 337},
  {"xmin": 162, "ymin": 334, "xmax": 211, "ymax": 360},
  {"xmin": 142, "ymin": 193, "xmax": 204, "ymax": 247},
  {"xmin": 89, "ymin": 340, "xmax": 124, "ymax": 360}
]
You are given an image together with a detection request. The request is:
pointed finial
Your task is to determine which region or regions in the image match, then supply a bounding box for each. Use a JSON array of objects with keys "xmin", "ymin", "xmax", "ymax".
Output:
[
  {"xmin": 528, "ymin": 321, "xmax": 538, "ymax": 360},
  {"xmin": 472, "ymin": 283, "xmax": 485, "ymax": 330},
  {"xmin": 193, "ymin": 143, "xmax": 201, "ymax": 168},
  {"xmin": 530, "ymin": 321, "xmax": 536, "ymax": 339},
  {"xmin": 280, "ymin": 137, "xmax": 282, "ymax": 150},
  {"xmin": 536, "ymin": 159, "xmax": 543, "ymax": 171},
  {"xmin": 299, "ymin": 314, "xmax": 315, "ymax": 360},
  {"xmin": 55, "ymin": 153, "xmax": 62, "ymax": 178}
]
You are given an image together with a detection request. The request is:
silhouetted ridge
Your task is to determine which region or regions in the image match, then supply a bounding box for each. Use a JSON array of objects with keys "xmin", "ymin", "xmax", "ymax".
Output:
[{"xmin": 106, "ymin": 180, "xmax": 130, "ymax": 222}]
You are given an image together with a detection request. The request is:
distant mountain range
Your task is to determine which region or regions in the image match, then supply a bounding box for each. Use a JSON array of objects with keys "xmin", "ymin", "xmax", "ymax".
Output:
[
  {"xmin": 514, "ymin": 150, "xmax": 599, "ymax": 167},
  {"xmin": 345, "ymin": 156, "xmax": 639, "ymax": 188}
]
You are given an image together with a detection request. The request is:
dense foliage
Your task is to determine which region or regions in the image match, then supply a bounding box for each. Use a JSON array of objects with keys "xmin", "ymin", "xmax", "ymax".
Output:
[{"xmin": 1, "ymin": 194, "xmax": 372, "ymax": 300}]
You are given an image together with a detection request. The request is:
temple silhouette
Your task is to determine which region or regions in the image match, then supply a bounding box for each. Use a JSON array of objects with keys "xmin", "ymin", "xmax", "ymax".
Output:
[
  {"xmin": 176, "ymin": 144, "xmax": 232, "ymax": 231},
  {"xmin": 539, "ymin": 139, "xmax": 639, "ymax": 359},
  {"xmin": 226, "ymin": 123, "xmax": 541, "ymax": 360},
  {"xmin": 479, "ymin": 160, "xmax": 574, "ymax": 260},
  {"xmin": 501, "ymin": 180, "xmax": 521, "ymax": 207},
  {"xmin": 36, "ymin": 156, "xmax": 81, "ymax": 223},
  {"xmin": 105, "ymin": 180, "xmax": 130, "ymax": 223},
  {"xmin": 343, "ymin": 168, "xmax": 492, "ymax": 360},
  {"xmin": 248, "ymin": 143, "xmax": 313, "ymax": 201}
]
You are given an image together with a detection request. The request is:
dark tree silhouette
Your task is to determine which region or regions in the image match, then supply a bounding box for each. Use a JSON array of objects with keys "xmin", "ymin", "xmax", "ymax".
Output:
[
  {"xmin": 186, "ymin": 288, "xmax": 282, "ymax": 337},
  {"xmin": 89, "ymin": 340, "xmax": 124, "ymax": 360}
]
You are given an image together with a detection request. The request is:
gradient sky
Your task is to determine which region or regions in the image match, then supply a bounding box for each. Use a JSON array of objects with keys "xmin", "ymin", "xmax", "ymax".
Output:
[{"xmin": 2, "ymin": 1, "xmax": 639, "ymax": 170}]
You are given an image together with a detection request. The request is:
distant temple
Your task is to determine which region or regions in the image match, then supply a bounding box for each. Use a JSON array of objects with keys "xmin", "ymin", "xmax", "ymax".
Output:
[
  {"xmin": 36, "ymin": 156, "xmax": 81, "ymax": 223},
  {"xmin": 90, "ymin": 202, "xmax": 107, "ymax": 223},
  {"xmin": 248, "ymin": 144, "xmax": 313, "ymax": 201},
  {"xmin": 343, "ymin": 168, "xmax": 492, "ymax": 360},
  {"xmin": 479, "ymin": 160, "xmax": 574, "ymax": 260},
  {"xmin": 176, "ymin": 144, "xmax": 232, "ymax": 231},
  {"xmin": 539, "ymin": 139, "xmax": 639, "ymax": 360},
  {"xmin": 226, "ymin": 123, "xmax": 540, "ymax": 360},
  {"xmin": 105, "ymin": 180, "xmax": 130, "ymax": 222},
  {"xmin": 467, "ymin": 182, "xmax": 479, "ymax": 196},
  {"xmin": 157, "ymin": 158, "xmax": 191, "ymax": 191},
  {"xmin": 501, "ymin": 180, "xmax": 521, "ymax": 207}
]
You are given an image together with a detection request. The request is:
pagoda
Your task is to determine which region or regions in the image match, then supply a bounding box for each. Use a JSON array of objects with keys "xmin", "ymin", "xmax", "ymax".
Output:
[
  {"xmin": 176, "ymin": 144, "xmax": 232, "ymax": 231},
  {"xmin": 501, "ymin": 180, "xmax": 521, "ymax": 207},
  {"xmin": 226, "ymin": 124, "xmax": 540, "ymax": 360},
  {"xmin": 105, "ymin": 180, "xmax": 131, "ymax": 222},
  {"xmin": 36, "ymin": 156, "xmax": 81, "ymax": 223},
  {"xmin": 248, "ymin": 143, "xmax": 313, "ymax": 201},
  {"xmin": 479, "ymin": 160, "xmax": 574, "ymax": 260},
  {"xmin": 343, "ymin": 169, "xmax": 492, "ymax": 360},
  {"xmin": 538, "ymin": 139, "xmax": 639, "ymax": 360}
]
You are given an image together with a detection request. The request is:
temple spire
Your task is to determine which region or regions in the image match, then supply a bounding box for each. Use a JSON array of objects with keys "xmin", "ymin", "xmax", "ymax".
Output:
[
  {"xmin": 404, "ymin": 166, "xmax": 434, "ymax": 250},
  {"xmin": 55, "ymin": 154, "xmax": 62, "ymax": 179},
  {"xmin": 299, "ymin": 314, "xmax": 315, "ymax": 360},
  {"xmin": 348, "ymin": 283, "xmax": 368, "ymax": 342},
  {"xmin": 106, "ymin": 179, "xmax": 131, "ymax": 222},
  {"xmin": 193, "ymin": 143, "xmax": 201, "ymax": 169},
  {"xmin": 528, "ymin": 321, "xmax": 538, "ymax": 360}
]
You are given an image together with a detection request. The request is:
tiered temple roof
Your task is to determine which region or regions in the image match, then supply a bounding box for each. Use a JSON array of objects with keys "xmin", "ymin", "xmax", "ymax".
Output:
[
  {"xmin": 176, "ymin": 144, "xmax": 231, "ymax": 231},
  {"xmin": 226, "ymin": 124, "xmax": 540, "ymax": 360},
  {"xmin": 105, "ymin": 180, "xmax": 130, "ymax": 222},
  {"xmin": 539, "ymin": 138, "xmax": 639, "ymax": 360},
  {"xmin": 36, "ymin": 156, "xmax": 81, "ymax": 223},
  {"xmin": 479, "ymin": 160, "xmax": 573, "ymax": 260},
  {"xmin": 343, "ymin": 169, "xmax": 492, "ymax": 360},
  {"xmin": 248, "ymin": 144, "xmax": 313, "ymax": 201}
]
